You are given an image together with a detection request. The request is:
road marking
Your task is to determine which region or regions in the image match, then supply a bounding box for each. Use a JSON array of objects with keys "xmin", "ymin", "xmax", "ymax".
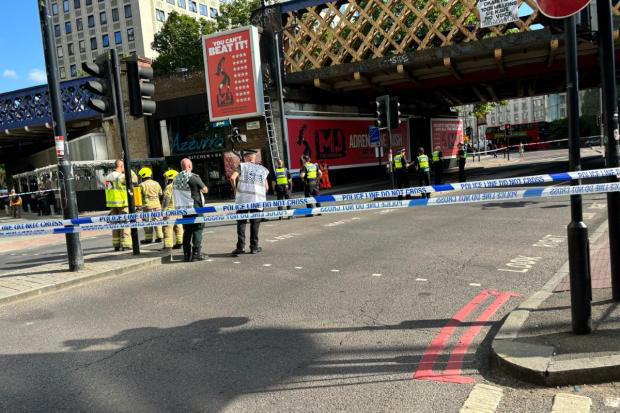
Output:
[
  {"xmin": 233, "ymin": 261, "xmax": 240, "ymax": 264},
  {"xmin": 266, "ymin": 232, "xmax": 301, "ymax": 243},
  {"xmin": 459, "ymin": 383, "xmax": 503, "ymax": 413},
  {"xmin": 582, "ymin": 212, "xmax": 597, "ymax": 220},
  {"xmin": 588, "ymin": 202, "xmax": 606, "ymax": 210},
  {"xmin": 498, "ymin": 255, "xmax": 542, "ymax": 273},
  {"xmin": 551, "ymin": 393, "xmax": 591, "ymax": 413},
  {"xmin": 263, "ymin": 264, "xmax": 272, "ymax": 267},
  {"xmin": 206, "ymin": 259, "xmax": 214, "ymax": 262},
  {"xmin": 372, "ymin": 273, "xmax": 382, "ymax": 277},
  {"xmin": 416, "ymin": 278, "xmax": 428, "ymax": 281},
  {"xmin": 469, "ymin": 283, "xmax": 481, "ymax": 287},
  {"xmin": 533, "ymin": 234, "xmax": 566, "ymax": 248},
  {"xmin": 294, "ymin": 266, "xmax": 303, "ymax": 269},
  {"xmin": 331, "ymin": 269, "xmax": 340, "ymax": 272},
  {"xmin": 204, "ymin": 230, "xmax": 215, "ymax": 234}
]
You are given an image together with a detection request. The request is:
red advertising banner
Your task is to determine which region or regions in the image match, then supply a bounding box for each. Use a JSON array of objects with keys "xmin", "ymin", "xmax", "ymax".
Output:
[
  {"xmin": 286, "ymin": 116, "xmax": 409, "ymax": 171},
  {"xmin": 202, "ymin": 26, "xmax": 263, "ymax": 121},
  {"xmin": 536, "ymin": 0, "xmax": 591, "ymax": 19},
  {"xmin": 431, "ymin": 118, "xmax": 463, "ymax": 159}
]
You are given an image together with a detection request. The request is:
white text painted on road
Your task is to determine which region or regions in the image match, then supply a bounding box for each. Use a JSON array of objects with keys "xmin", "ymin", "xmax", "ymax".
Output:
[
  {"xmin": 533, "ymin": 234, "xmax": 566, "ymax": 248},
  {"xmin": 498, "ymin": 255, "xmax": 542, "ymax": 273}
]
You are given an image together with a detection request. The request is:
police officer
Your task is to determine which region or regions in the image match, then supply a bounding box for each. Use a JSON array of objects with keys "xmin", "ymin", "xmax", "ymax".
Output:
[
  {"xmin": 432, "ymin": 145, "xmax": 443, "ymax": 185},
  {"xmin": 138, "ymin": 167, "xmax": 163, "ymax": 244},
  {"xmin": 457, "ymin": 143, "xmax": 467, "ymax": 182},
  {"xmin": 162, "ymin": 169, "xmax": 183, "ymax": 251},
  {"xmin": 300, "ymin": 155, "xmax": 322, "ymax": 215},
  {"xmin": 271, "ymin": 159, "xmax": 292, "ymax": 219},
  {"xmin": 392, "ymin": 148, "xmax": 410, "ymax": 190},
  {"xmin": 416, "ymin": 147, "xmax": 431, "ymax": 199},
  {"xmin": 104, "ymin": 159, "xmax": 138, "ymax": 251}
]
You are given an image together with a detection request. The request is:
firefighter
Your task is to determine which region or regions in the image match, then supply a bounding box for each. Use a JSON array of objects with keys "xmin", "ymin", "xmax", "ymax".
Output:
[
  {"xmin": 162, "ymin": 169, "xmax": 183, "ymax": 251},
  {"xmin": 432, "ymin": 145, "xmax": 443, "ymax": 185},
  {"xmin": 104, "ymin": 159, "xmax": 138, "ymax": 251},
  {"xmin": 300, "ymin": 155, "xmax": 322, "ymax": 216},
  {"xmin": 138, "ymin": 167, "xmax": 163, "ymax": 244},
  {"xmin": 416, "ymin": 147, "xmax": 431, "ymax": 199},
  {"xmin": 319, "ymin": 162, "xmax": 331, "ymax": 189},
  {"xmin": 271, "ymin": 159, "xmax": 292, "ymax": 220}
]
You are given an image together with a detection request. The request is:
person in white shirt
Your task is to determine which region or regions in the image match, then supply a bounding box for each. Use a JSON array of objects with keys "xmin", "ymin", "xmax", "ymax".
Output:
[{"xmin": 229, "ymin": 149, "xmax": 269, "ymax": 255}]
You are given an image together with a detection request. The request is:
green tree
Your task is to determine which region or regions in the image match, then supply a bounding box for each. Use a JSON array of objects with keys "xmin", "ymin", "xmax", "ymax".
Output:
[
  {"xmin": 215, "ymin": 0, "xmax": 260, "ymax": 31},
  {"xmin": 152, "ymin": 12, "xmax": 217, "ymax": 76},
  {"xmin": 473, "ymin": 100, "xmax": 507, "ymax": 120}
]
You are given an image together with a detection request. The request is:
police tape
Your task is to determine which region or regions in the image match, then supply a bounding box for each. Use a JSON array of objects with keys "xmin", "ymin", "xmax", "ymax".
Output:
[
  {"xmin": 0, "ymin": 188, "xmax": 59, "ymax": 199},
  {"xmin": 0, "ymin": 181, "xmax": 618, "ymax": 238},
  {"xmin": 2, "ymin": 166, "xmax": 619, "ymax": 233}
]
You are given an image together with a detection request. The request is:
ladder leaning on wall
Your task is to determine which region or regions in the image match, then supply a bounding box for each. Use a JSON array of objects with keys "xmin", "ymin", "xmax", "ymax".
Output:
[{"xmin": 263, "ymin": 95, "xmax": 281, "ymax": 169}]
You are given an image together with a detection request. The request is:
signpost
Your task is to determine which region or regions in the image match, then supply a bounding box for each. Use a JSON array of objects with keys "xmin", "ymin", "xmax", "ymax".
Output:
[
  {"xmin": 536, "ymin": 0, "xmax": 592, "ymax": 18},
  {"xmin": 478, "ymin": 0, "xmax": 519, "ymax": 28},
  {"xmin": 368, "ymin": 126, "xmax": 381, "ymax": 146}
]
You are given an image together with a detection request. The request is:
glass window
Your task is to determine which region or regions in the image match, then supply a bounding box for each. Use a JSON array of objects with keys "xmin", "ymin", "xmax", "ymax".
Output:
[
  {"xmin": 127, "ymin": 27, "xmax": 134, "ymax": 41},
  {"xmin": 60, "ymin": 67, "xmax": 66, "ymax": 79},
  {"xmin": 52, "ymin": 3, "xmax": 59, "ymax": 15},
  {"xmin": 156, "ymin": 9, "xmax": 165, "ymax": 22},
  {"xmin": 68, "ymin": 42, "xmax": 74, "ymax": 55},
  {"xmin": 167, "ymin": 0, "xmax": 175, "ymax": 4},
  {"xmin": 85, "ymin": 0, "xmax": 92, "ymax": 4},
  {"xmin": 100, "ymin": 11, "xmax": 107, "ymax": 25},
  {"xmin": 74, "ymin": 0, "xmax": 81, "ymax": 8},
  {"xmin": 560, "ymin": 108, "xmax": 566, "ymax": 117},
  {"xmin": 65, "ymin": 21, "xmax": 72, "ymax": 34},
  {"xmin": 112, "ymin": 8, "xmax": 119, "ymax": 22},
  {"xmin": 102, "ymin": 34, "xmax": 109, "ymax": 47},
  {"xmin": 514, "ymin": 114, "xmax": 518, "ymax": 121},
  {"xmin": 54, "ymin": 24, "xmax": 61, "ymax": 37},
  {"xmin": 70, "ymin": 64, "xmax": 77, "ymax": 78},
  {"xmin": 199, "ymin": 4, "xmax": 207, "ymax": 16},
  {"xmin": 178, "ymin": 0, "xmax": 186, "ymax": 8},
  {"xmin": 88, "ymin": 15, "xmax": 95, "ymax": 27},
  {"xmin": 90, "ymin": 37, "xmax": 97, "ymax": 50},
  {"xmin": 57, "ymin": 45, "xmax": 64, "ymax": 58},
  {"xmin": 79, "ymin": 40, "xmax": 86, "ymax": 53},
  {"xmin": 189, "ymin": 1, "xmax": 197, "ymax": 12},
  {"xmin": 210, "ymin": 7, "xmax": 217, "ymax": 17},
  {"xmin": 63, "ymin": 0, "xmax": 70, "ymax": 12},
  {"xmin": 114, "ymin": 31, "xmax": 122, "ymax": 44},
  {"xmin": 76, "ymin": 18, "xmax": 83, "ymax": 31},
  {"xmin": 124, "ymin": 4, "xmax": 132, "ymax": 18}
]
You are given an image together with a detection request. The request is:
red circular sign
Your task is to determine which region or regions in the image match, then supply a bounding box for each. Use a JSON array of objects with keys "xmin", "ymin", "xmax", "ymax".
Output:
[{"xmin": 537, "ymin": 0, "xmax": 592, "ymax": 18}]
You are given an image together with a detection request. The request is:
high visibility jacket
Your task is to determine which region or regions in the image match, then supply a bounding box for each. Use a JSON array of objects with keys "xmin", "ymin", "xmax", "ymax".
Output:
[
  {"xmin": 162, "ymin": 183, "xmax": 175, "ymax": 211},
  {"xmin": 432, "ymin": 151, "xmax": 441, "ymax": 162},
  {"xmin": 305, "ymin": 163, "xmax": 317, "ymax": 180},
  {"xmin": 139, "ymin": 178, "xmax": 162, "ymax": 209},
  {"xmin": 9, "ymin": 196, "xmax": 21, "ymax": 207},
  {"xmin": 458, "ymin": 148, "xmax": 467, "ymax": 160},
  {"xmin": 418, "ymin": 154, "xmax": 430, "ymax": 171},
  {"xmin": 275, "ymin": 167, "xmax": 289, "ymax": 185},
  {"xmin": 105, "ymin": 171, "xmax": 128, "ymax": 208},
  {"xmin": 394, "ymin": 154, "xmax": 404, "ymax": 169}
]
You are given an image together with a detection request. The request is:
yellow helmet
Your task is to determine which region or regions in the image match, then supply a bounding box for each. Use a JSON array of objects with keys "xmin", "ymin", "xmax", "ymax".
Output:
[
  {"xmin": 163, "ymin": 169, "xmax": 178, "ymax": 180},
  {"xmin": 138, "ymin": 167, "xmax": 153, "ymax": 179}
]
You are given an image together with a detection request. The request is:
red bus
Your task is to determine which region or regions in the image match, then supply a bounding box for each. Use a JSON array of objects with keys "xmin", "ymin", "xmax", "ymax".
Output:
[{"xmin": 485, "ymin": 122, "xmax": 550, "ymax": 150}]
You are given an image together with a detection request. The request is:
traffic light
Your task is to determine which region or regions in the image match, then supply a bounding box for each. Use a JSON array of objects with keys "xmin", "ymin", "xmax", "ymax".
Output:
[
  {"xmin": 389, "ymin": 96, "xmax": 401, "ymax": 127},
  {"xmin": 126, "ymin": 59, "xmax": 156, "ymax": 117},
  {"xmin": 82, "ymin": 53, "xmax": 116, "ymax": 117},
  {"xmin": 375, "ymin": 95, "xmax": 389, "ymax": 129},
  {"xmin": 505, "ymin": 123, "xmax": 511, "ymax": 136},
  {"xmin": 229, "ymin": 127, "xmax": 247, "ymax": 144}
]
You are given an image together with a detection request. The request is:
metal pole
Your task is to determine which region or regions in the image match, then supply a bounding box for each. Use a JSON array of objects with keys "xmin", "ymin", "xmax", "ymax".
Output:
[
  {"xmin": 596, "ymin": 0, "xmax": 620, "ymax": 301},
  {"xmin": 274, "ymin": 32, "xmax": 290, "ymax": 168},
  {"xmin": 110, "ymin": 50, "xmax": 140, "ymax": 255},
  {"xmin": 565, "ymin": 15, "xmax": 592, "ymax": 334},
  {"xmin": 385, "ymin": 97, "xmax": 395, "ymax": 189},
  {"xmin": 37, "ymin": 0, "xmax": 84, "ymax": 271}
]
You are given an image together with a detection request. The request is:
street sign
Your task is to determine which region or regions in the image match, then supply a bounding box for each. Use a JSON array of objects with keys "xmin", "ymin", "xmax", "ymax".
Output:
[
  {"xmin": 536, "ymin": 0, "xmax": 592, "ymax": 19},
  {"xmin": 369, "ymin": 126, "xmax": 381, "ymax": 145},
  {"xmin": 212, "ymin": 119, "xmax": 230, "ymax": 128}
]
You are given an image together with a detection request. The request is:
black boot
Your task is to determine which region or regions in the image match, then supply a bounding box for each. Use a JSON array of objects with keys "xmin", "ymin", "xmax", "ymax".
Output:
[
  {"xmin": 191, "ymin": 247, "xmax": 206, "ymax": 261},
  {"xmin": 183, "ymin": 244, "xmax": 192, "ymax": 262}
]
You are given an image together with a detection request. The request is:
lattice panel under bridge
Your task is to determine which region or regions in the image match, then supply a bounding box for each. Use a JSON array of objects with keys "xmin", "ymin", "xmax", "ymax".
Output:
[{"xmin": 283, "ymin": 0, "xmax": 620, "ymax": 73}]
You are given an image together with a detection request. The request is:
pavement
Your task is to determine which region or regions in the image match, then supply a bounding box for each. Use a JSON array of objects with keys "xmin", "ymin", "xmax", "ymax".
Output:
[{"xmin": 491, "ymin": 219, "xmax": 620, "ymax": 387}]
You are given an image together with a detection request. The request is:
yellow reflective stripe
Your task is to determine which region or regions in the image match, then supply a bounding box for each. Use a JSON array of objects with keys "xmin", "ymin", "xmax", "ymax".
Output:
[
  {"xmin": 275, "ymin": 168, "xmax": 288, "ymax": 185},
  {"xmin": 394, "ymin": 155, "xmax": 403, "ymax": 169},
  {"xmin": 305, "ymin": 163, "xmax": 317, "ymax": 179}
]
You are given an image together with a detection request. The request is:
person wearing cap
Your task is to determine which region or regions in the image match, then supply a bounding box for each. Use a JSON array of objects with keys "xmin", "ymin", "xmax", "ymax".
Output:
[
  {"xmin": 416, "ymin": 147, "xmax": 431, "ymax": 199},
  {"xmin": 271, "ymin": 159, "xmax": 292, "ymax": 220},
  {"xmin": 138, "ymin": 166, "xmax": 163, "ymax": 244},
  {"xmin": 432, "ymin": 145, "xmax": 443, "ymax": 185},
  {"xmin": 162, "ymin": 169, "xmax": 183, "ymax": 251},
  {"xmin": 457, "ymin": 143, "xmax": 467, "ymax": 182},
  {"xmin": 390, "ymin": 148, "xmax": 410, "ymax": 200},
  {"xmin": 230, "ymin": 149, "xmax": 269, "ymax": 255},
  {"xmin": 300, "ymin": 155, "xmax": 323, "ymax": 215}
]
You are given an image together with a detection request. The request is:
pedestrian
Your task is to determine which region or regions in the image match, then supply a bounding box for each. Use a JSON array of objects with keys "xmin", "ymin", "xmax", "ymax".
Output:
[
  {"xmin": 271, "ymin": 159, "xmax": 292, "ymax": 220},
  {"xmin": 390, "ymin": 148, "xmax": 410, "ymax": 200},
  {"xmin": 172, "ymin": 158, "xmax": 209, "ymax": 262},
  {"xmin": 138, "ymin": 167, "xmax": 163, "ymax": 245},
  {"xmin": 9, "ymin": 189, "xmax": 22, "ymax": 219},
  {"xmin": 432, "ymin": 145, "xmax": 443, "ymax": 185},
  {"xmin": 492, "ymin": 143, "xmax": 498, "ymax": 158},
  {"xmin": 161, "ymin": 169, "xmax": 183, "ymax": 252},
  {"xmin": 416, "ymin": 147, "xmax": 431, "ymax": 199},
  {"xmin": 319, "ymin": 162, "xmax": 331, "ymax": 189},
  {"xmin": 230, "ymin": 149, "xmax": 269, "ymax": 256},
  {"xmin": 300, "ymin": 155, "xmax": 322, "ymax": 216},
  {"xmin": 519, "ymin": 142, "xmax": 525, "ymax": 160},
  {"xmin": 104, "ymin": 159, "xmax": 138, "ymax": 251},
  {"xmin": 457, "ymin": 143, "xmax": 467, "ymax": 182}
]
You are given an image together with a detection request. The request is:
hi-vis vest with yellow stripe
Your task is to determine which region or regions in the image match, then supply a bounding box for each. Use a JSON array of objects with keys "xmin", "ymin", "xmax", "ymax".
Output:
[
  {"xmin": 305, "ymin": 163, "xmax": 317, "ymax": 180},
  {"xmin": 394, "ymin": 154, "xmax": 404, "ymax": 169},
  {"xmin": 432, "ymin": 151, "xmax": 441, "ymax": 162},
  {"xmin": 105, "ymin": 171, "xmax": 128, "ymax": 208},
  {"xmin": 275, "ymin": 167, "xmax": 288, "ymax": 185},
  {"xmin": 417, "ymin": 154, "xmax": 429, "ymax": 171}
]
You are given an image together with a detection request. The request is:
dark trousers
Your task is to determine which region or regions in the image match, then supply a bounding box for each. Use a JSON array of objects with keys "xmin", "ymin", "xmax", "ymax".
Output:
[
  {"xmin": 237, "ymin": 209, "xmax": 260, "ymax": 250},
  {"xmin": 304, "ymin": 184, "xmax": 321, "ymax": 209},
  {"xmin": 419, "ymin": 170, "xmax": 431, "ymax": 198},
  {"xmin": 182, "ymin": 219, "xmax": 204, "ymax": 256},
  {"xmin": 275, "ymin": 186, "xmax": 291, "ymax": 210},
  {"xmin": 433, "ymin": 162, "xmax": 443, "ymax": 185},
  {"xmin": 458, "ymin": 160, "xmax": 466, "ymax": 182},
  {"xmin": 395, "ymin": 170, "xmax": 409, "ymax": 189}
]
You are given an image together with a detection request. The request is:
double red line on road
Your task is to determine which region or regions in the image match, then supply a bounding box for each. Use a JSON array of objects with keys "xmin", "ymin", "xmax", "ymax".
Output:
[{"xmin": 413, "ymin": 289, "xmax": 520, "ymax": 384}]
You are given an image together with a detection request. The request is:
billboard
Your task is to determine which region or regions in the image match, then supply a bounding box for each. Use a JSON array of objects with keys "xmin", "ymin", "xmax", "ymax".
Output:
[
  {"xmin": 202, "ymin": 26, "xmax": 264, "ymax": 122},
  {"xmin": 430, "ymin": 118, "xmax": 464, "ymax": 159},
  {"xmin": 286, "ymin": 116, "xmax": 409, "ymax": 172}
]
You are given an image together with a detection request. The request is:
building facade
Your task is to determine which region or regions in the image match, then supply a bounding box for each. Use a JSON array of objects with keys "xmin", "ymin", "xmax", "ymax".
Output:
[{"xmin": 48, "ymin": 0, "xmax": 220, "ymax": 81}]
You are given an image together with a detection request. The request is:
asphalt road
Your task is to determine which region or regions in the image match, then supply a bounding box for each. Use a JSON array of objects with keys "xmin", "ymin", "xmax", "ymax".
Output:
[{"xmin": 0, "ymin": 150, "xmax": 617, "ymax": 412}]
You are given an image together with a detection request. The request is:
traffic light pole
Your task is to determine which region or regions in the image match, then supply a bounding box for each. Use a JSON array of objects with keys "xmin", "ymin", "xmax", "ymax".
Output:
[
  {"xmin": 565, "ymin": 15, "xmax": 592, "ymax": 334},
  {"xmin": 37, "ymin": 0, "xmax": 84, "ymax": 271},
  {"xmin": 596, "ymin": 0, "xmax": 620, "ymax": 301},
  {"xmin": 385, "ymin": 103, "xmax": 395, "ymax": 190},
  {"xmin": 110, "ymin": 50, "xmax": 140, "ymax": 255}
]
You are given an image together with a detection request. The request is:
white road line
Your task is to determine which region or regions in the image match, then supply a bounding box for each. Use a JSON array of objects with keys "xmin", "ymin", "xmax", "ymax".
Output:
[
  {"xmin": 372, "ymin": 273, "xmax": 382, "ymax": 277},
  {"xmin": 294, "ymin": 266, "xmax": 303, "ymax": 269},
  {"xmin": 206, "ymin": 259, "xmax": 214, "ymax": 262},
  {"xmin": 551, "ymin": 393, "xmax": 591, "ymax": 413},
  {"xmin": 331, "ymin": 269, "xmax": 340, "ymax": 272},
  {"xmin": 233, "ymin": 261, "xmax": 241, "ymax": 264},
  {"xmin": 470, "ymin": 283, "xmax": 481, "ymax": 287},
  {"xmin": 263, "ymin": 264, "xmax": 272, "ymax": 267},
  {"xmin": 459, "ymin": 383, "xmax": 503, "ymax": 413},
  {"xmin": 416, "ymin": 278, "xmax": 427, "ymax": 282}
]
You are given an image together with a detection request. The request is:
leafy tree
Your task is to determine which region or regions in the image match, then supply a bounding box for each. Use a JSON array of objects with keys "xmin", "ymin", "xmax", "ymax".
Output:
[
  {"xmin": 473, "ymin": 100, "xmax": 507, "ymax": 120},
  {"xmin": 215, "ymin": 0, "xmax": 260, "ymax": 31}
]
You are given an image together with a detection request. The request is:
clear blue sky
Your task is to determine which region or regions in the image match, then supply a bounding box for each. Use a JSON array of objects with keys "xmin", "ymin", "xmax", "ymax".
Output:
[{"xmin": 0, "ymin": 2, "xmax": 46, "ymax": 93}]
